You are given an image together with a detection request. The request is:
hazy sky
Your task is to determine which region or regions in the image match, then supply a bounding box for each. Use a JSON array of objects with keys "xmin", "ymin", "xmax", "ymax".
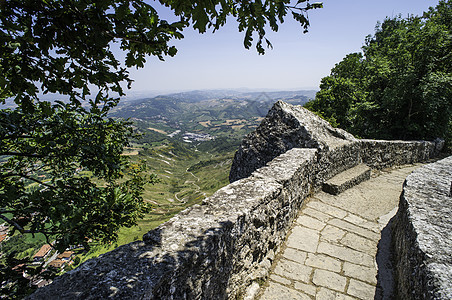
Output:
[{"xmin": 125, "ymin": 0, "xmax": 440, "ymax": 94}]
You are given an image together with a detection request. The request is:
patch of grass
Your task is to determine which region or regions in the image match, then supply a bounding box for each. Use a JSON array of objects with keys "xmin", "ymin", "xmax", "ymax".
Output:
[{"xmin": 78, "ymin": 214, "xmax": 174, "ymax": 263}]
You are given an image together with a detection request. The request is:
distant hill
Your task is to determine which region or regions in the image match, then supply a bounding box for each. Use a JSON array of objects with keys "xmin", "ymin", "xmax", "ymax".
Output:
[
  {"xmin": 110, "ymin": 89, "xmax": 316, "ymax": 122},
  {"xmin": 160, "ymin": 89, "xmax": 317, "ymax": 103}
]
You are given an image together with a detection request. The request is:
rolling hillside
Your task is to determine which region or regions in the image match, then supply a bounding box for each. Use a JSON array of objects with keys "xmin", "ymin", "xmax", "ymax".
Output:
[{"xmin": 1, "ymin": 89, "xmax": 316, "ymax": 268}]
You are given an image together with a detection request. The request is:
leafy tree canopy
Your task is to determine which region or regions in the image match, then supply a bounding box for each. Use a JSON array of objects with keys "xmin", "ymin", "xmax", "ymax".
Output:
[
  {"xmin": 0, "ymin": 0, "xmax": 322, "ymax": 296},
  {"xmin": 305, "ymin": 0, "xmax": 451, "ymax": 146}
]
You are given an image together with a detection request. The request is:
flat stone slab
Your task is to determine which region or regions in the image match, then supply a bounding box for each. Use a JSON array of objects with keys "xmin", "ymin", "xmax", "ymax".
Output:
[
  {"xmin": 317, "ymin": 165, "xmax": 420, "ymax": 221},
  {"xmin": 258, "ymin": 165, "xmax": 419, "ymax": 300},
  {"xmin": 322, "ymin": 164, "xmax": 371, "ymax": 195}
]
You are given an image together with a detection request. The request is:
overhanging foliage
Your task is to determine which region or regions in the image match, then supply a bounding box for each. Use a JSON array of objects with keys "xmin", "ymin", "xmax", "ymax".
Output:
[{"xmin": 0, "ymin": 0, "xmax": 322, "ymax": 297}]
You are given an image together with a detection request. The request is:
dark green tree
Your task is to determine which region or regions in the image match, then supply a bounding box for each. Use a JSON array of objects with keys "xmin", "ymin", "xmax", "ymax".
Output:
[
  {"xmin": 0, "ymin": 0, "xmax": 322, "ymax": 297},
  {"xmin": 304, "ymin": 53, "xmax": 369, "ymax": 130},
  {"xmin": 305, "ymin": 0, "xmax": 452, "ymax": 144}
]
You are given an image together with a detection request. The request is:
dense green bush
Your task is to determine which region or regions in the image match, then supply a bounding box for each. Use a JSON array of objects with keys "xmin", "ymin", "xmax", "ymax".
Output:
[{"xmin": 305, "ymin": 0, "xmax": 451, "ymax": 150}]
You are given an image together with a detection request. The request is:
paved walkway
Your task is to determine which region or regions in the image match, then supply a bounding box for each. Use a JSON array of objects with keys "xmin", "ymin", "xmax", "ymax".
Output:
[{"xmin": 258, "ymin": 164, "xmax": 420, "ymax": 300}]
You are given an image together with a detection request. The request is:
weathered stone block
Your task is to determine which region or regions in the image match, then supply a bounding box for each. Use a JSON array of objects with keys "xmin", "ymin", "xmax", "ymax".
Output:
[
  {"xmin": 392, "ymin": 155, "xmax": 452, "ymax": 300},
  {"xmin": 274, "ymin": 259, "xmax": 312, "ymax": 283},
  {"xmin": 312, "ymin": 269, "xmax": 347, "ymax": 292},
  {"xmin": 322, "ymin": 164, "xmax": 371, "ymax": 195},
  {"xmin": 229, "ymin": 101, "xmax": 356, "ymax": 183},
  {"xmin": 359, "ymin": 139, "xmax": 442, "ymax": 169},
  {"xmin": 347, "ymin": 279, "xmax": 375, "ymax": 299},
  {"xmin": 260, "ymin": 282, "xmax": 311, "ymax": 300}
]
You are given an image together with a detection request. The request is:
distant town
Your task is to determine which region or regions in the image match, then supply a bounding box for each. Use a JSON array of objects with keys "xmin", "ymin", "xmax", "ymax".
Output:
[
  {"xmin": 181, "ymin": 132, "xmax": 215, "ymax": 143},
  {"xmin": 1, "ymin": 223, "xmax": 80, "ymax": 288}
]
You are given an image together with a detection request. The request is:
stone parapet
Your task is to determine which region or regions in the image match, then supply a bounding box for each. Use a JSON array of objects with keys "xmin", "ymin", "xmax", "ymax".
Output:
[
  {"xmin": 392, "ymin": 155, "xmax": 452, "ymax": 300},
  {"xmin": 359, "ymin": 139, "xmax": 442, "ymax": 169},
  {"xmin": 313, "ymin": 142, "xmax": 361, "ymax": 190},
  {"xmin": 29, "ymin": 149, "xmax": 318, "ymax": 299},
  {"xmin": 229, "ymin": 102, "xmax": 442, "ymax": 184},
  {"xmin": 28, "ymin": 102, "xmax": 447, "ymax": 299},
  {"xmin": 229, "ymin": 101, "xmax": 356, "ymax": 183}
]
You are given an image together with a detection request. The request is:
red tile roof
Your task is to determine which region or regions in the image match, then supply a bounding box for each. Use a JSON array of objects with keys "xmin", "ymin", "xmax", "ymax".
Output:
[
  {"xmin": 33, "ymin": 244, "xmax": 52, "ymax": 259},
  {"xmin": 0, "ymin": 234, "xmax": 7, "ymax": 243},
  {"xmin": 57, "ymin": 251, "xmax": 74, "ymax": 259},
  {"xmin": 47, "ymin": 259, "xmax": 65, "ymax": 268}
]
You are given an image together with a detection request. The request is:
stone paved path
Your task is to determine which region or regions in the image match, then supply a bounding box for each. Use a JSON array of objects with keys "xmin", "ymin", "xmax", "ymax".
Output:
[{"xmin": 257, "ymin": 164, "xmax": 420, "ymax": 300}]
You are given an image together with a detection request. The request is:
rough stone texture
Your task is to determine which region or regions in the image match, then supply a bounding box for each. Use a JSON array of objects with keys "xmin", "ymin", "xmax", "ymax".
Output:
[
  {"xmin": 323, "ymin": 164, "xmax": 371, "ymax": 195},
  {"xmin": 229, "ymin": 101, "xmax": 356, "ymax": 183},
  {"xmin": 28, "ymin": 101, "xmax": 446, "ymax": 299},
  {"xmin": 258, "ymin": 164, "xmax": 419, "ymax": 300},
  {"xmin": 359, "ymin": 139, "xmax": 443, "ymax": 169},
  {"xmin": 392, "ymin": 155, "xmax": 452, "ymax": 300},
  {"xmin": 229, "ymin": 101, "xmax": 442, "ymax": 184},
  {"xmin": 260, "ymin": 282, "xmax": 310, "ymax": 300},
  {"xmin": 29, "ymin": 149, "xmax": 318, "ymax": 300}
]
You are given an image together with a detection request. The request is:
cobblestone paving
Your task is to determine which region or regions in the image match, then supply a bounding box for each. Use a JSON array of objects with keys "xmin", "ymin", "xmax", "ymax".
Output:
[{"xmin": 258, "ymin": 165, "xmax": 420, "ymax": 300}]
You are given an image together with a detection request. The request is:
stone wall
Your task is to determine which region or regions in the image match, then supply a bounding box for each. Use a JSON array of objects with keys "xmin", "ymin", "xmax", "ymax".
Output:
[
  {"xmin": 229, "ymin": 101, "xmax": 357, "ymax": 183},
  {"xmin": 29, "ymin": 149, "xmax": 319, "ymax": 299},
  {"xmin": 392, "ymin": 155, "xmax": 452, "ymax": 300},
  {"xmin": 29, "ymin": 102, "xmax": 444, "ymax": 299},
  {"xmin": 359, "ymin": 139, "xmax": 443, "ymax": 169},
  {"xmin": 229, "ymin": 101, "xmax": 443, "ymax": 188}
]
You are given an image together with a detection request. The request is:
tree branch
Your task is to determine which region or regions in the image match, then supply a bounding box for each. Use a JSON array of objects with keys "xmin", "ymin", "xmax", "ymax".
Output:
[
  {"xmin": 0, "ymin": 151, "xmax": 44, "ymax": 158},
  {"xmin": 1, "ymin": 135, "xmax": 35, "ymax": 140},
  {"xmin": 0, "ymin": 214, "xmax": 25, "ymax": 232},
  {"xmin": 105, "ymin": 31, "xmax": 158, "ymax": 46},
  {"xmin": 0, "ymin": 214, "xmax": 61, "ymax": 235},
  {"xmin": 5, "ymin": 173, "xmax": 57, "ymax": 189}
]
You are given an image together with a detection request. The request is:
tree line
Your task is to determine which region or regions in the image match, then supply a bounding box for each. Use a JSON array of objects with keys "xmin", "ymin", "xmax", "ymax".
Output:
[{"xmin": 305, "ymin": 0, "xmax": 451, "ymax": 149}]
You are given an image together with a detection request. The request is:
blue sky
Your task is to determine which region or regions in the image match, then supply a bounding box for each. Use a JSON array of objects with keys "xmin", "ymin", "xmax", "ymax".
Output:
[{"xmin": 126, "ymin": 0, "xmax": 440, "ymax": 94}]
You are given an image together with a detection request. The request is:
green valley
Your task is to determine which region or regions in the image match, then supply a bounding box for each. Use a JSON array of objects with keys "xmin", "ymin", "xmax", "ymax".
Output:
[
  {"xmin": 0, "ymin": 90, "xmax": 314, "ymax": 269},
  {"xmin": 78, "ymin": 89, "xmax": 314, "ymax": 261}
]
